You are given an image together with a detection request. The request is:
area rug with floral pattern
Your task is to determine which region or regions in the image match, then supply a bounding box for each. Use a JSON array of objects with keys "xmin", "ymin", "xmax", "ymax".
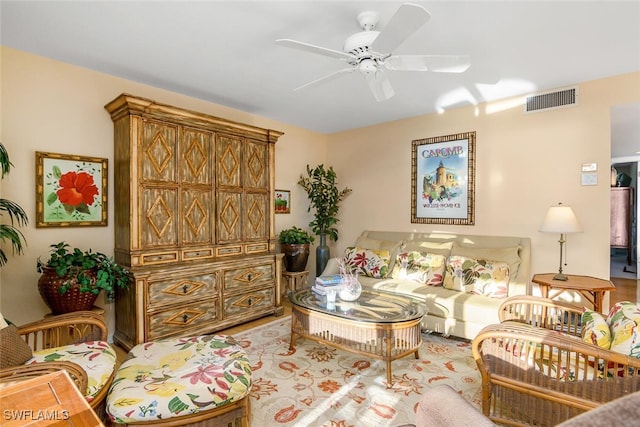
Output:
[{"xmin": 233, "ymin": 317, "xmax": 481, "ymax": 426}]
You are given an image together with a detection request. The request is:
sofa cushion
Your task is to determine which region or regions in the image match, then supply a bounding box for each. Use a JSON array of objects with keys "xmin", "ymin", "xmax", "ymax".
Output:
[
  {"xmin": 354, "ymin": 236, "xmax": 403, "ymax": 271},
  {"xmin": 581, "ymin": 309, "xmax": 612, "ymax": 349},
  {"xmin": 451, "ymin": 244, "xmax": 521, "ymax": 281},
  {"xmin": 607, "ymin": 301, "xmax": 640, "ymax": 357},
  {"xmin": 390, "ymin": 251, "xmax": 446, "ymax": 286},
  {"xmin": 443, "ymin": 256, "xmax": 510, "ymax": 298},
  {"xmin": 343, "ymin": 246, "xmax": 391, "ymax": 278},
  {"xmin": 402, "ymin": 240, "xmax": 453, "ymax": 257}
]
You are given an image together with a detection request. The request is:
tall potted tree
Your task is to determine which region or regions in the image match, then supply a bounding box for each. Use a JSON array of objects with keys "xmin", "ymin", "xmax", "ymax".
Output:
[
  {"xmin": 298, "ymin": 164, "xmax": 352, "ymax": 276},
  {"xmin": 0, "ymin": 143, "xmax": 28, "ymax": 266}
]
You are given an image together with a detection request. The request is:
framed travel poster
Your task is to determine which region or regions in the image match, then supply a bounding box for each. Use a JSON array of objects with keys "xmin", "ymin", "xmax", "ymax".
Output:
[
  {"xmin": 411, "ymin": 131, "xmax": 475, "ymax": 225},
  {"xmin": 275, "ymin": 189, "xmax": 290, "ymax": 214},
  {"xmin": 36, "ymin": 151, "xmax": 108, "ymax": 227}
]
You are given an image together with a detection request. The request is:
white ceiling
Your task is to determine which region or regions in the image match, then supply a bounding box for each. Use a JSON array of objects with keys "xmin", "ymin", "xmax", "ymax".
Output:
[{"xmin": 1, "ymin": 1, "xmax": 639, "ymax": 155}]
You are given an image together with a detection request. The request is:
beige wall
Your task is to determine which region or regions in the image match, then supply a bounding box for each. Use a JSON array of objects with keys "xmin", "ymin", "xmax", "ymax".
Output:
[
  {"xmin": 1, "ymin": 46, "xmax": 638, "ymax": 327},
  {"xmin": 326, "ymin": 72, "xmax": 640, "ymax": 305},
  {"xmin": 0, "ymin": 47, "xmax": 325, "ymax": 326}
]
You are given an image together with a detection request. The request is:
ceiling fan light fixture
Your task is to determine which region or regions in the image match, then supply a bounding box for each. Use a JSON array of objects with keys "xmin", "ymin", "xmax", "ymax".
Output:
[{"xmin": 358, "ymin": 59, "xmax": 377, "ymax": 76}]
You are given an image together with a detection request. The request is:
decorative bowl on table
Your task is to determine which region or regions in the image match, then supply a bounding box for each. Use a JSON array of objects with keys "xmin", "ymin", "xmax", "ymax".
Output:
[{"xmin": 338, "ymin": 277, "xmax": 362, "ymax": 301}]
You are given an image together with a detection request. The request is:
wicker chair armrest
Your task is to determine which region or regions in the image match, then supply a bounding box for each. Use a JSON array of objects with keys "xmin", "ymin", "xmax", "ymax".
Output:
[
  {"xmin": 498, "ymin": 295, "xmax": 584, "ymax": 337},
  {"xmin": 0, "ymin": 361, "xmax": 88, "ymax": 395},
  {"xmin": 17, "ymin": 311, "xmax": 108, "ymax": 350},
  {"xmin": 472, "ymin": 322, "xmax": 640, "ymax": 426}
]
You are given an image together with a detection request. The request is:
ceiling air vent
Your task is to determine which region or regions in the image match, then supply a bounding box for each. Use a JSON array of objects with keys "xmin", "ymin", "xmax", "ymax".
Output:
[{"xmin": 524, "ymin": 86, "xmax": 578, "ymax": 113}]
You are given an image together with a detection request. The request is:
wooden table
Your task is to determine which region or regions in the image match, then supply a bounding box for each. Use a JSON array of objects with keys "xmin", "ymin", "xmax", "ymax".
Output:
[
  {"xmin": 532, "ymin": 273, "xmax": 616, "ymax": 313},
  {"xmin": 288, "ymin": 288, "xmax": 426, "ymax": 385},
  {"xmin": 0, "ymin": 370, "xmax": 103, "ymax": 426}
]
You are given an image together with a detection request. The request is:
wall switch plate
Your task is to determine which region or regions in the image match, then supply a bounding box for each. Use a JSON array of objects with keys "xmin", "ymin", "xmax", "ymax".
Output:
[{"xmin": 581, "ymin": 172, "xmax": 598, "ymax": 186}]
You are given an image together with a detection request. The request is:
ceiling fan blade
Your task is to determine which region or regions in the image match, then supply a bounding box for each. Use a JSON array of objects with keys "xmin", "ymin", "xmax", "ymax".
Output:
[
  {"xmin": 276, "ymin": 38, "xmax": 354, "ymax": 61},
  {"xmin": 294, "ymin": 67, "xmax": 355, "ymax": 91},
  {"xmin": 385, "ymin": 55, "xmax": 471, "ymax": 73},
  {"xmin": 371, "ymin": 3, "xmax": 431, "ymax": 54},
  {"xmin": 366, "ymin": 69, "xmax": 395, "ymax": 102}
]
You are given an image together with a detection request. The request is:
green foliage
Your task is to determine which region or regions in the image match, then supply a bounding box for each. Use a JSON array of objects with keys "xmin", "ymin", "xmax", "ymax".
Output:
[
  {"xmin": 278, "ymin": 226, "xmax": 315, "ymax": 244},
  {"xmin": 298, "ymin": 164, "xmax": 352, "ymax": 242},
  {"xmin": 0, "ymin": 143, "xmax": 28, "ymax": 267},
  {"xmin": 37, "ymin": 242, "xmax": 130, "ymax": 296}
]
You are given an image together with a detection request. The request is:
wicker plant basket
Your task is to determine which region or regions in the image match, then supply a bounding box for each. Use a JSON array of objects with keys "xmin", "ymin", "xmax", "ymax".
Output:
[{"xmin": 37, "ymin": 267, "xmax": 99, "ymax": 314}]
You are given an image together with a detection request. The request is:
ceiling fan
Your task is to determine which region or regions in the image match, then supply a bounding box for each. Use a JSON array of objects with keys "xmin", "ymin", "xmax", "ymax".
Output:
[{"xmin": 276, "ymin": 3, "xmax": 471, "ymax": 102}]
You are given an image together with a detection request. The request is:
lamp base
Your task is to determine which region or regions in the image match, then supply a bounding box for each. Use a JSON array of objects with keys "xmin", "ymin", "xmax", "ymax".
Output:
[{"xmin": 553, "ymin": 272, "xmax": 569, "ymax": 281}]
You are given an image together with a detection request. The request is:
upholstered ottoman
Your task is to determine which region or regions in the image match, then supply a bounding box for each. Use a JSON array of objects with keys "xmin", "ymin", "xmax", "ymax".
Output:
[{"xmin": 106, "ymin": 335, "xmax": 252, "ymax": 426}]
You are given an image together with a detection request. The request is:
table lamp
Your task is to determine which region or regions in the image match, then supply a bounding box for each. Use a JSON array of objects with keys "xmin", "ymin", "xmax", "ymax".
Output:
[{"xmin": 539, "ymin": 203, "xmax": 582, "ymax": 281}]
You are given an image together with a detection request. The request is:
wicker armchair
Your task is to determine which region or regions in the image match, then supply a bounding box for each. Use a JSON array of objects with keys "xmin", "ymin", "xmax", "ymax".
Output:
[
  {"xmin": 472, "ymin": 296, "xmax": 640, "ymax": 426},
  {"xmin": 0, "ymin": 311, "xmax": 116, "ymax": 417}
]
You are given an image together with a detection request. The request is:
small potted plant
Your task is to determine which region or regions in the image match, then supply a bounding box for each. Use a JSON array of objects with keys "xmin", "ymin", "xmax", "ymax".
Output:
[
  {"xmin": 278, "ymin": 226, "xmax": 315, "ymax": 272},
  {"xmin": 36, "ymin": 242, "xmax": 130, "ymax": 314}
]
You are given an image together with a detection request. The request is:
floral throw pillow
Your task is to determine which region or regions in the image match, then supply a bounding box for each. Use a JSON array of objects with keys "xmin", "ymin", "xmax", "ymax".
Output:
[
  {"xmin": 390, "ymin": 251, "xmax": 446, "ymax": 286},
  {"xmin": 607, "ymin": 301, "xmax": 640, "ymax": 357},
  {"xmin": 443, "ymin": 255, "xmax": 510, "ymax": 298},
  {"xmin": 581, "ymin": 309, "xmax": 611, "ymax": 349},
  {"xmin": 343, "ymin": 246, "xmax": 391, "ymax": 279}
]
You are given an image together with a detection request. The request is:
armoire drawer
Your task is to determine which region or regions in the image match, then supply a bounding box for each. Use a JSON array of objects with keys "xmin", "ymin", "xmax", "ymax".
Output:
[
  {"xmin": 147, "ymin": 272, "xmax": 218, "ymax": 308},
  {"xmin": 223, "ymin": 262, "xmax": 274, "ymax": 291},
  {"xmin": 147, "ymin": 298, "xmax": 219, "ymax": 341},
  {"xmin": 223, "ymin": 287, "xmax": 274, "ymax": 319}
]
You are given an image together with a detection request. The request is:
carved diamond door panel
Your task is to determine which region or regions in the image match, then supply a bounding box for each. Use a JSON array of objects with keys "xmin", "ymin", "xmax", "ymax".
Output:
[
  {"xmin": 180, "ymin": 128, "xmax": 212, "ymax": 185},
  {"xmin": 244, "ymin": 192, "xmax": 268, "ymax": 240},
  {"xmin": 216, "ymin": 134, "xmax": 242, "ymax": 188},
  {"xmin": 142, "ymin": 121, "xmax": 177, "ymax": 183},
  {"xmin": 141, "ymin": 187, "xmax": 178, "ymax": 247},
  {"xmin": 217, "ymin": 191, "xmax": 242, "ymax": 243},
  {"xmin": 244, "ymin": 139, "xmax": 268, "ymax": 190},
  {"xmin": 181, "ymin": 189, "xmax": 213, "ymax": 245}
]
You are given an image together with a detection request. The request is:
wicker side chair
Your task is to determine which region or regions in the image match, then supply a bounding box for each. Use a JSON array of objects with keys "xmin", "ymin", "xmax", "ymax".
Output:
[
  {"xmin": 472, "ymin": 297, "xmax": 640, "ymax": 426},
  {"xmin": 0, "ymin": 311, "xmax": 116, "ymax": 419}
]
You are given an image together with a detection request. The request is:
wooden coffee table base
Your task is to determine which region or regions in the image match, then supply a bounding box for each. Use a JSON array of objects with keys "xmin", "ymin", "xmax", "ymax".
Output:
[{"xmin": 289, "ymin": 305, "xmax": 422, "ymax": 386}]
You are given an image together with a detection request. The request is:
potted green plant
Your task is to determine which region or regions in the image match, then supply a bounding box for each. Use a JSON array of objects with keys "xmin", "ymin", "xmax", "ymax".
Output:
[
  {"xmin": 36, "ymin": 242, "xmax": 130, "ymax": 314},
  {"xmin": 0, "ymin": 143, "xmax": 28, "ymax": 267},
  {"xmin": 279, "ymin": 226, "xmax": 314, "ymax": 272},
  {"xmin": 298, "ymin": 164, "xmax": 352, "ymax": 275}
]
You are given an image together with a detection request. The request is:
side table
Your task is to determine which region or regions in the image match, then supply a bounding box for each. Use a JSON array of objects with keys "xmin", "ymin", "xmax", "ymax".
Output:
[
  {"xmin": 282, "ymin": 270, "xmax": 309, "ymax": 296},
  {"xmin": 532, "ymin": 273, "xmax": 616, "ymax": 313}
]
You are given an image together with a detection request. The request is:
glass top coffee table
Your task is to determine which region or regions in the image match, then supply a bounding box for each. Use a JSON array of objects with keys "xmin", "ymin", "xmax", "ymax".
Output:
[{"xmin": 288, "ymin": 288, "xmax": 427, "ymax": 385}]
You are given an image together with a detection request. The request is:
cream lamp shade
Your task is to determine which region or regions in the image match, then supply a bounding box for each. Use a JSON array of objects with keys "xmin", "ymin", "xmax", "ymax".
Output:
[
  {"xmin": 539, "ymin": 204, "xmax": 582, "ymax": 233},
  {"xmin": 539, "ymin": 203, "xmax": 582, "ymax": 281}
]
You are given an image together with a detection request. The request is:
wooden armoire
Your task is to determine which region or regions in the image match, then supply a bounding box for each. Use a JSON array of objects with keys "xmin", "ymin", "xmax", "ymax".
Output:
[
  {"xmin": 105, "ymin": 94, "xmax": 284, "ymax": 350},
  {"xmin": 610, "ymin": 187, "xmax": 634, "ymax": 266}
]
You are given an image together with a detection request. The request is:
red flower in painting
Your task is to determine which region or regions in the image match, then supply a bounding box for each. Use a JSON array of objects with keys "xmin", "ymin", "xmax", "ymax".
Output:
[{"xmin": 56, "ymin": 171, "xmax": 99, "ymax": 207}]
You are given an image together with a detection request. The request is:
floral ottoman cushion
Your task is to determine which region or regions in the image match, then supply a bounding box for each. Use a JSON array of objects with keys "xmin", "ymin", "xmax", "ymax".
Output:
[
  {"xmin": 29, "ymin": 340, "xmax": 117, "ymax": 402},
  {"xmin": 106, "ymin": 334, "xmax": 252, "ymax": 424}
]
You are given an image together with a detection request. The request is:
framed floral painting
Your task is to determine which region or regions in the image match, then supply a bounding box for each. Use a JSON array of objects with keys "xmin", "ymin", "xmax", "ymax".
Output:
[{"xmin": 35, "ymin": 152, "xmax": 108, "ymax": 227}]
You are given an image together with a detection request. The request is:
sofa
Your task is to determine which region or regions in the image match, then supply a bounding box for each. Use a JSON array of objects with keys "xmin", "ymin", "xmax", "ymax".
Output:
[{"xmin": 321, "ymin": 230, "xmax": 531, "ymax": 340}]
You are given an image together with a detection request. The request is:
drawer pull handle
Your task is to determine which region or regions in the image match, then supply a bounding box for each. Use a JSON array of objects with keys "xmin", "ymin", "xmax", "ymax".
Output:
[
  {"xmin": 247, "ymin": 298, "xmax": 253, "ymax": 306},
  {"xmin": 182, "ymin": 285, "xmax": 188, "ymax": 294},
  {"xmin": 247, "ymin": 274, "xmax": 253, "ymax": 281},
  {"xmin": 182, "ymin": 314, "xmax": 188, "ymax": 323}
]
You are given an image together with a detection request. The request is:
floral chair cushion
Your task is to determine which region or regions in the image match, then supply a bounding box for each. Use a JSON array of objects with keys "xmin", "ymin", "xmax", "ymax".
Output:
[
  {"xmin": 343, "ymin": 246, "xmax": 391, "ymax": 279},
  {"xmin": 607, "ymin": 301, "xmax": 640, "ymax": 357},
  {"xmin": 443, "ymin": 255, "xmax": 510, "ymax": 298},
  {"xmin": 581, "ymin": 309, "xmax": 612, "ymax": 349},
  {"xmin": 29, "ymin": 340, "xmax": 116, "ymax": 402},
  {"xmin": 390, "ymin": 251, "xmax": 446, "ymax": 286},
  {"xmin": 106, "ymin": 335, "xmax": 252, "ymax": 424}
]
